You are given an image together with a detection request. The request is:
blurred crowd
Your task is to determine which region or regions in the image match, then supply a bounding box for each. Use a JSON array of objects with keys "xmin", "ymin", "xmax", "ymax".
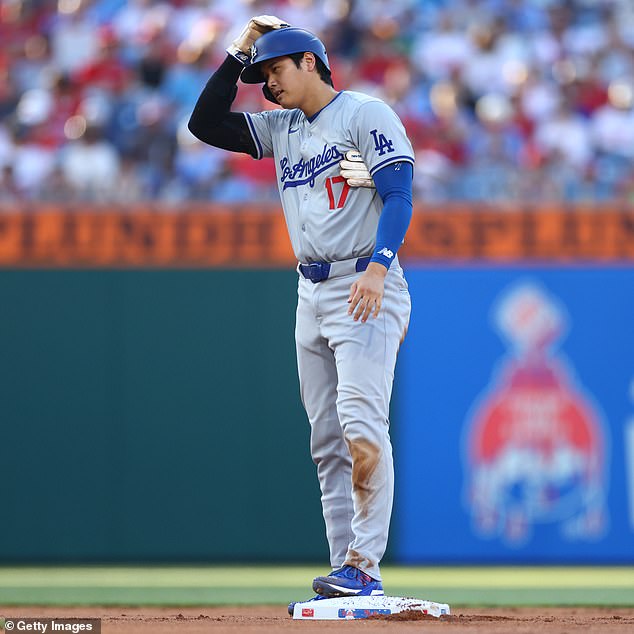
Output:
[{"xmin": 1, "ymin": 0, "xmax": 634, "ymax": 205}]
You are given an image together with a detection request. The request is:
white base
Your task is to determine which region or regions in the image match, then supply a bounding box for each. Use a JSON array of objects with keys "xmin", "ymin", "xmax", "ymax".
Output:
[{"xmin": 292, "ymin": 595, "xmax": 451, "ymax": 620}]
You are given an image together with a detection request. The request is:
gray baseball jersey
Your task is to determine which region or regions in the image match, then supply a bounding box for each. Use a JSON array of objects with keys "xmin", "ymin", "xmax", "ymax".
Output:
[
  {"xmin": 245, "ymin": 90, "xmax": 413, "ymax": 582},
  {"xmin": 244, "ymin": 90, "xmax": 415, "ymax": 263}
]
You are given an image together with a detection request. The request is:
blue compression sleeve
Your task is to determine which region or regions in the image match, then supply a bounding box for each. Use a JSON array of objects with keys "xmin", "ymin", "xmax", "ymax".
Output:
[{"xmin": 370, "ymin": 161, "xmax": 414, "ymax": 269}]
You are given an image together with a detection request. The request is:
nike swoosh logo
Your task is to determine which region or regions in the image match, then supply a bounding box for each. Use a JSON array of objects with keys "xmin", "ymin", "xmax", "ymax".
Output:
[{"xmin": 289, "ymin": 128, "xmax": 300, "ymax": 134}]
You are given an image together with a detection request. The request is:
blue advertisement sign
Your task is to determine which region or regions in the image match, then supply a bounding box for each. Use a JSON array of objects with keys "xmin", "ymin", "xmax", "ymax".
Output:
[{"xmin": 393, "ymin": 266, "xmax": 634, "ymax": 563}]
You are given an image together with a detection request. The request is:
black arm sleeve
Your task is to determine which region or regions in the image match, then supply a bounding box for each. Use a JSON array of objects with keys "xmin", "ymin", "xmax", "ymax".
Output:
[{"xmin": 187, "ymin": 55, "xmax": 258, "ymax": 158}]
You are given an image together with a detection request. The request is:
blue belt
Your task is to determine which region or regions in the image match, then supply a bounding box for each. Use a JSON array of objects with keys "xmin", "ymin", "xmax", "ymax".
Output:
[{"xmin": 298, "ymin": 256, "xmax": 372, "ymax": 284}]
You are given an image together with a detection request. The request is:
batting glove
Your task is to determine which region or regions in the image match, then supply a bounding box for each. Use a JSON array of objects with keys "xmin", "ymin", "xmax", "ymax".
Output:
[
  {"xmin": 227, "ymin": 15, "xmax": 290, "ymax": 65},
  {"xmin": 339, "ymin": 150, "xmax": 375, "ymax": 188}
]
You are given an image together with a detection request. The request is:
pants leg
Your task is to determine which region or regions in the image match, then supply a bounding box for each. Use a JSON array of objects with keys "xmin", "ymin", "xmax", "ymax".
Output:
[
  {"xmin": 295, "ymin": 279, "xmax": 354, "ymax": 569},
  {"xmin": 320, "ymin": 268, "xmax": 410, "ymax": 581},
  {"xmin": 296, "ymin": 268, "xmax": 410, "ymax": 581}
]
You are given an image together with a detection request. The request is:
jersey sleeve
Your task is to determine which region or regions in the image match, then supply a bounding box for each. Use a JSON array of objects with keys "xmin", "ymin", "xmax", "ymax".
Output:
[
  {"xmin": 244, "ymin": 110, "xmax": 276, "ymax": 160},
  {"xmin": 352, "ymin": 100, "xmax": 415, "ymax": 176},
  {"xmin": 370, "ymin": 162, "xmax": 413, "ymax": 268}
]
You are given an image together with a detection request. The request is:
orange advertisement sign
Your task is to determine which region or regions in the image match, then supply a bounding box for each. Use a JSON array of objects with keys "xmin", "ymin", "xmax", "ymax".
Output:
[
  {"xmin": 0, "ymin": 204, "xmax": 632, "ymax": 267},
  {"xmin": 0, "ymin": 205, "xmax": 294, "ymax": 267},
  {"xmin": 403, "ymin": 205, "xmax": 634, "ymax": 262}
]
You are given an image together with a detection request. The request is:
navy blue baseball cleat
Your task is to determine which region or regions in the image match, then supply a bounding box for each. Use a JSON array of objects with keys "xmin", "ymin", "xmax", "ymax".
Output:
[
  {"xmin": 312, "ymin": 565, "xmax": 384, "ymax": 598},
  {"xmin": 287, "ymin": 593, "xmax": 328, "ymax": 616}
]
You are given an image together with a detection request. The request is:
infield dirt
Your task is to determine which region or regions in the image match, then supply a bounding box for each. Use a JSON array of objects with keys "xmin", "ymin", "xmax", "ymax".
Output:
[{"xmin": 2, "ymin": 605, "xmax": 634, "ymax": 633}]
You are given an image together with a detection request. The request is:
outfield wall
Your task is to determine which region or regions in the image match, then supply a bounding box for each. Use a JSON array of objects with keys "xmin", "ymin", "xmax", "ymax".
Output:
[
  {"xmin": 0, "ymin": 269, "xmax": 327, "ymax": 562},
  {"xmin": 392, "ymin": 265, "xmax": 634, "ymax": 563},
  {"xmin": 1, "ymin": 206, "xmax": 633, "ymax": 563}
]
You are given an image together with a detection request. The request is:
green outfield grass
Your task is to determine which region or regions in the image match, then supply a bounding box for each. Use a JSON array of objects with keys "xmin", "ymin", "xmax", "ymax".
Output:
[{"xmin": 0, "ymin": 566, "xmax": 633, "ymax": 607}]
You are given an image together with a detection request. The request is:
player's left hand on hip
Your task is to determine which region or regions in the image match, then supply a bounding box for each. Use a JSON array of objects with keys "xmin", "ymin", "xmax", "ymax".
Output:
[
  {"xmin": 340, "ymin": 150, "xmax": 374, "ymax": 188},
  {"xmin": 348, "ymin": 263, "xmax": 387, "ymax": 322}
]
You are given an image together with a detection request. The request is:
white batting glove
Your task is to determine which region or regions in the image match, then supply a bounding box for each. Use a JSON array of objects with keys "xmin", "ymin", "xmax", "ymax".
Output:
[
  {"xmin": 227, "ymin": 15, "xmax": 290, "ymax": 65},
  {"xmin": 339, "ymin": 150, "xmax": 375, "ymax": 188}
]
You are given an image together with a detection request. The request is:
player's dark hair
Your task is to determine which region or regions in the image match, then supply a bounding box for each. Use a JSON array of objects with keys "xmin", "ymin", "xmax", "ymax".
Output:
[{"xmin": 289, "ymin": 52, "xmax": 334, "ymax": 87}]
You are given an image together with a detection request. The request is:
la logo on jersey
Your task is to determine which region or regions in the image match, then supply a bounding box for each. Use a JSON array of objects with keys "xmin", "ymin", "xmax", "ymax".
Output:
[{"xmin": 370, "ymin": 129, "xmax": 394, "ymax": 156}]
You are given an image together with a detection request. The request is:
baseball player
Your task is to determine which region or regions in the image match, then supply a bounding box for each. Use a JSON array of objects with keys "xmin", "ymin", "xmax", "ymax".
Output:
[{"xmin": 188, "ymin": 17, "xmax": 414, "ymax": 611}]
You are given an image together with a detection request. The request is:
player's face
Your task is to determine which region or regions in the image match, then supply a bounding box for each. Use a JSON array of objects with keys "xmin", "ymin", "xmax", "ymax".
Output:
[{"xmin": 262, "ymin": 56, "xmax": 307, "ymax": 108}]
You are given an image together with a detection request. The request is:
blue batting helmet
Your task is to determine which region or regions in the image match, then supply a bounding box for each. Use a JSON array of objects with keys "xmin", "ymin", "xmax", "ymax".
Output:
[{"xmin": 241, "ymin": 26, "xmax": 330, "ymax": 84}]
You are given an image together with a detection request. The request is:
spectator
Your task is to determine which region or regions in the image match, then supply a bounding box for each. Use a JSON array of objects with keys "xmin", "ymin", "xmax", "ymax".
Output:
[
  {"xmin": 534, "ymin": 96, "xmax": 593, "ymax": 171},
  {"xmin": 10, "ymin": 125, "xmax": 57, "ymax": 197},
  {"xmin": 49, "ymin": 2, "xmax": 101, "ymax": 74},
  {"xmin": 1, "ymin": 0, "xmax": 633, "ymax": 204},
  {"xmin": 59, "ymin": 125, "xmax": 121, "ymax": 201}
]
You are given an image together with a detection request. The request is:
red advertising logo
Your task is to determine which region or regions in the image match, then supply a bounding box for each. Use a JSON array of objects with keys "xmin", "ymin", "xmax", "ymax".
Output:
[{"xmin": 464, "ymin": 282, "xmax": 608, "ymax": 545}]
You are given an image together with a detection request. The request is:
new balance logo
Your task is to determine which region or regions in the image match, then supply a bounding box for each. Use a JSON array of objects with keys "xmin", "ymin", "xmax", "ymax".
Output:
[
  {"xmin": 378, "ymin": 247, "xmax": 394, "ymax": 259},
  {"xmin": 370, "ymin": 129, "xmax": 394, "ymax": 156}
]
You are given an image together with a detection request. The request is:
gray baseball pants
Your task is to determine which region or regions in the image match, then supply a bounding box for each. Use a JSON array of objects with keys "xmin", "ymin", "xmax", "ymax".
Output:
[{"xmin": 295, "ymin": 260, "xmax": 411, "ymax": 582}]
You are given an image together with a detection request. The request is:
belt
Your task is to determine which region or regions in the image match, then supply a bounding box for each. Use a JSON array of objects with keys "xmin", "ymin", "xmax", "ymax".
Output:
[{"xmin": 298, "ymin": 256, "xmax": 372, "ymax": 284}]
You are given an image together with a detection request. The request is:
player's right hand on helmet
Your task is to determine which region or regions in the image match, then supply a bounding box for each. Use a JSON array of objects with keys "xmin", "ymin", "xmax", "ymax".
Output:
[
  {"xmin": 340, "ymin": 150, "xmax": 375, "ymax": 188},
  {"xmin": 227, "ymin": 15, "xmax": 290, "ymax": 65}
]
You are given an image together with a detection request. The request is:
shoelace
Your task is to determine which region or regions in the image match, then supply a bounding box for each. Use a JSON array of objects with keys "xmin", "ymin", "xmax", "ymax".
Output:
[{"xmin": 333, "ymin": 566, "xmax": 373, "ymax": 583}]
